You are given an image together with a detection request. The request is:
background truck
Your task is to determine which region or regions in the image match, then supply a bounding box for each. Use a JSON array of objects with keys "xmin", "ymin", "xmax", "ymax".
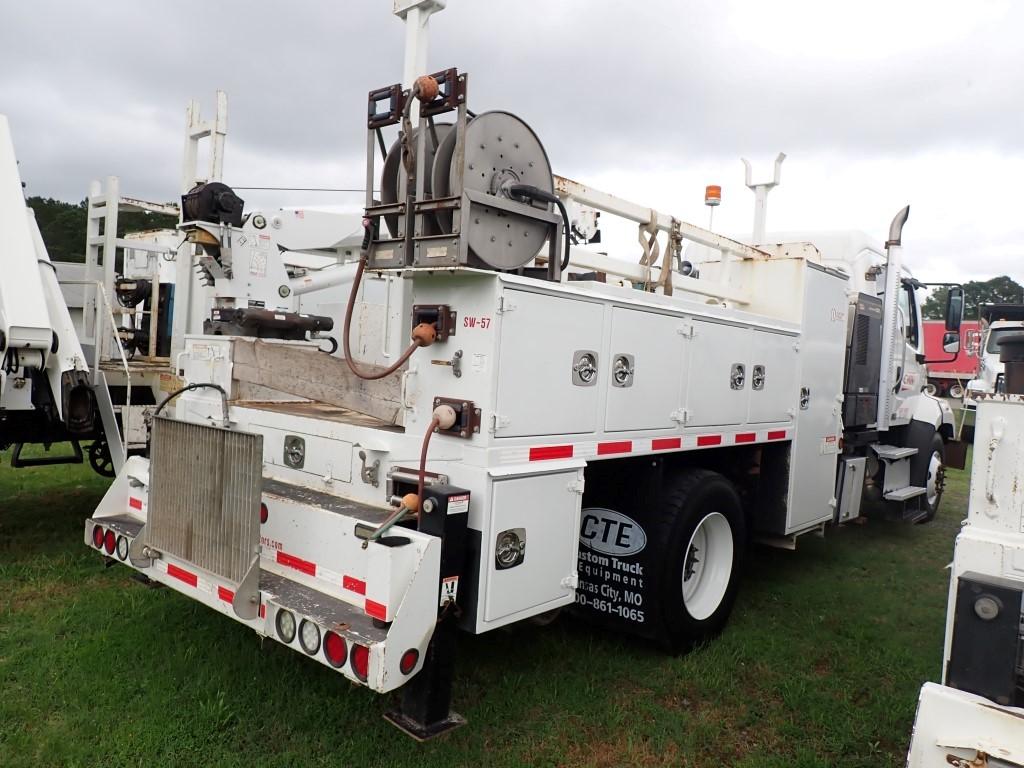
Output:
[
  {"xmin": 83, "ymin": 57, "xmax": 965, "ymax": 738},
  {"xmin": 1, "ymin": 95, "xmax": 370, "ymax": 478},
  {"xmin": 923, "ymin": 320, "xmax": 979, "ymax": 398},
  {"xmin": 906, "ymin": 335, "xmax": 1024, "ymax": 766},
  {"xmin": 963, "ymin": 303, "xmax": 1024, "ymax": 406}
]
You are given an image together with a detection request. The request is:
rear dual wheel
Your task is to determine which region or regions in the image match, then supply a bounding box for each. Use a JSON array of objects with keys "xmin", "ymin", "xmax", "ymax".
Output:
[{"xmin": 657, "ymin": 469, "xmax": 745, "ymax": 650}]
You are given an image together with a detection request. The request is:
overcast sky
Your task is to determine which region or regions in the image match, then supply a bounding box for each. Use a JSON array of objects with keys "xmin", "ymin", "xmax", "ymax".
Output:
[{"xmin": 2, "ymin": 0, "xmax": 1021, "ymax": 283}]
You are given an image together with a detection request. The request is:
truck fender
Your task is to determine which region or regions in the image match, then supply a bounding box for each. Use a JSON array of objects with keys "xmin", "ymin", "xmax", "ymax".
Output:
[{"xmin": 909, "ymin": 393, "xmax": 954, "ymax": 440}]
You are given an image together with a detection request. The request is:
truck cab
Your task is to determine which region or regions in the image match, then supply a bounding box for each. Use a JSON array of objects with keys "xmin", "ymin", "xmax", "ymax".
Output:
[{"xmin": 964, "ymin": 304, "xmax": 1024, "ymax": 407}]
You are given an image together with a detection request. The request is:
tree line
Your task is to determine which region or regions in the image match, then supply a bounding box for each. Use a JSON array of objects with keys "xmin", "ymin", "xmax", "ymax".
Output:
[{"xmin": 28, "ymin": 196, "xmax": 177, "ymax": 263}]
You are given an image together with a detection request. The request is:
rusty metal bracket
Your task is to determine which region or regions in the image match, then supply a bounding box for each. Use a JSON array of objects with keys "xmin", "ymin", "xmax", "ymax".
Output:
[
  {"xmin": 367, "ymin": 83, "xmax": 406, "ymax": 129},
  {"xmin": 419, "ymin": 68, "xmax": 465, "ymax": 117},
  {"xmin": 432, "ymin": 396, "xmax": 481, "ymax": 439}
]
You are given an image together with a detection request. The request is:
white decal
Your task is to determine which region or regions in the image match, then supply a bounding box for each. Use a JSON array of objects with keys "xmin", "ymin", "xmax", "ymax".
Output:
[{"xmin": 579, "ymin": 508, "xmax": 647, "ymax": 557}]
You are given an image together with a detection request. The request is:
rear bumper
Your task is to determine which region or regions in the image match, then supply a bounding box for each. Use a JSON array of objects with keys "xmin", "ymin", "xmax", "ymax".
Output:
[{"xmin": 85, "ymin": 515, "xmax": 421, "ymax": 691}]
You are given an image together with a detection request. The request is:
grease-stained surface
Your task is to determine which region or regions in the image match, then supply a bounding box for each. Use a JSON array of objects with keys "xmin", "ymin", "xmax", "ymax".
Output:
[{"xmin": 0, "ymin": 443, "xmax": 969, "ymax": 767}]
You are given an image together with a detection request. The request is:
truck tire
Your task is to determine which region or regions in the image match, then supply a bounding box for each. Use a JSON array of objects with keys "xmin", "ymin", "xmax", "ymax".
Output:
[
  {"xmin": 908, "ymin": 423, "xmax": 945, "ymax": 523},
  {"xmin": 949, "ymin": 383, "xmax": 964, "ymax": 399},
  {"xmin": 656, "ymin": 468, "xmax": 745, "ymax": 650}
]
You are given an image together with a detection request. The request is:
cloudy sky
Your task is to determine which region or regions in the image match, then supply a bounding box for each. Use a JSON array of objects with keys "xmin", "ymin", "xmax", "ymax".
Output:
[{"xmin": 2, "ymin": 0, "xmax": 1021, "ymax": 283}]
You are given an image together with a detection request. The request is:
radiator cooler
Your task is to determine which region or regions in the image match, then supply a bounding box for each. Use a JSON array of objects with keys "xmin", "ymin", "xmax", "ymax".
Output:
[{"xmin": 140, "ymin": 417, "xmax": 263, "ymax": 615}]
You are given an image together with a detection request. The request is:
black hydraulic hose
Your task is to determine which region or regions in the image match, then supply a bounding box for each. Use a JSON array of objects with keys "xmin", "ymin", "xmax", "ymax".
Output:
[
  {"xmin": 509, "ymin": 183, "xmax": 571, "ymax": 271},
  {"xmin": 153, "ymin": 383, "xmax": 228, "ymax": 422}
]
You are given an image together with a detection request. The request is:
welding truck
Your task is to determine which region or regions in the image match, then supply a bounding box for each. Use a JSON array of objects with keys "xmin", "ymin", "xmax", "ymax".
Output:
[{"xmin": 83, "ymin": 68, "xmax": 965, "ymax": 738}]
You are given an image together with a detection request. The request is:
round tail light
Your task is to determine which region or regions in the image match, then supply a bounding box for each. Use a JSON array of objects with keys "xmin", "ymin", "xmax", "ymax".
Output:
[
  {"xmin": 298, "ymin": 619, "xmax": 321, "ymax": 655},
  {"xmin": 260, "ymin": 503, "xmax": 269, "ymax": 524},
  {"xmin": 92, "ymin": 525, "xmax": 104, "ymax": 548},
  {"xmin": 323, "ymin": 631, "xmax": 348, "ymax": 668},
  {"xmin": 116, "ymin": 535, "xmax": 129, "ymax": 561},
  {"xmin": 275, "ymin": 609, "xmax": 296, "ymax": 644},
  {"xmin": 399, "ymin": 648, "xmax": 419, "ymax": 675},
  {"xmin": 103, "ymin": 529, "xmax": 116, "ymax": 555},
  {"xmin": 351, "ymin": 644, "xmax": 369, "ymax": 682}
]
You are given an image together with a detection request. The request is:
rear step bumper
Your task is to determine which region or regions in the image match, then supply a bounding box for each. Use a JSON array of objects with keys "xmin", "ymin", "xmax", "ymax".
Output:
[{"xmin": 86, "ymin": 515, "xmax": 422, "ymax": 693}]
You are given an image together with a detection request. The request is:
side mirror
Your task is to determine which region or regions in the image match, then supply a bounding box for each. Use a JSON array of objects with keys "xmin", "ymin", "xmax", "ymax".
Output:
[
  {"xmin": 942, "ymin": 331, "xmax": 960, "ymax": 354},
  {"xmin": 945, "ymin": 286, "xmax": 964, "ymax": 332}
]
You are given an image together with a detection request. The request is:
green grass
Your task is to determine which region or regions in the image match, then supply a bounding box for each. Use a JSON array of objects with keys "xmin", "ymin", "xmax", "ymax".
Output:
[{"xmin": 0, "ymin": 445, "xmax": 969, "ymax": 767}]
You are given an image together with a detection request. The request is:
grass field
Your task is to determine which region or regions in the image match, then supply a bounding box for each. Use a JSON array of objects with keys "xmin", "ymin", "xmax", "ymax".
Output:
[{"xmin": 0, "ymin": 446, "xmax": 968, "ymax": 767}]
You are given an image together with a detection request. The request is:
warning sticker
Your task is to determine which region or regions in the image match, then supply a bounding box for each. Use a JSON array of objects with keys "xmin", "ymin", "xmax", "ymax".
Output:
[
  {"xmin": 821, "ymin": 434, "xmax": 839, "ymax": 455},
  {"xmin": 440, "ymin": 575, "xmax": 459, "ymax": 606},
  {"xmin": 447, "ymin": 494, "xmax": 470, "ymax": 515}
]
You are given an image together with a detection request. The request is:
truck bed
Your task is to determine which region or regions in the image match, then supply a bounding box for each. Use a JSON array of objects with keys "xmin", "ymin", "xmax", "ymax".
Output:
[{"xmin": 233, "ymin": 399, "xmax": 403, "ymax": 432}]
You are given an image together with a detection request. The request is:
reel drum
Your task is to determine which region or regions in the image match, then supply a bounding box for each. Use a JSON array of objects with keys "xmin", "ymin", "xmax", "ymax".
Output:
[{"xmin": 431, "ymin": 111, "xmax": 554, "ymax": 271}]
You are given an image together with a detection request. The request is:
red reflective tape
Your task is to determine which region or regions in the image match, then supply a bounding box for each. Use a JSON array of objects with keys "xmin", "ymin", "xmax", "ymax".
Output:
[
  {"xmin": 529, "ymin": 445, "xmax": 574, "ymax": 461},
  {"xmin": 128, "ymin": 497, "xmax": 143, "ymax": 510},
  {"xmin": 597, "ymin": 440, "xmax": 632, "ymax": 455},
  {"xmin": 167, "ymin": 563, "xmax": 198, "ymax": 588},
  {"xmin": 735, "ymin": 433, "xmax": 756, "ymax": 444},
  {"xmin": 343, "ymin": 575, "xmax": 366, "ymax": 595},
  {"xmin": 767, "ymin": 430, "xmax": 787, "ymax": 440},
  {"xmin": 697, "ymin": 435, "xmax": 722, "ymax": 447},
  {"xmin": 651, "ymin": 437, "xmax": 682, "ymax": 451},
  {"xmin": 276, "ymin": 550, "xmax": 317, "ymax": 577},
  {"xmin": 217, "ymin": 586, "xmax": 234, "ymax": 603},
  {"xmin": 365, "ymin": 599, "xmax": 387, "ymax": 621},
  {"xmin": 259, "ymin": 604, "xmax": 266, "ymax": 619}
]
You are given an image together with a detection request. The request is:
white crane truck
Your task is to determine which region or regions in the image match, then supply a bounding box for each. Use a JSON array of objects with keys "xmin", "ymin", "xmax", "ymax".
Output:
[
  {"xmin": 907, "ymin": 334, "xmax": 1024, "ymax": 766},
  {"xmin": 84, "ymin": 68, "xmax": 965, "ymax": 738},
  {"xmin": 0, "ymin": 95, "xmax": 368, "ymax": 478},
  {"xmin": 0, "ymin": 115, "xmax": 102, "ymax": 469}
]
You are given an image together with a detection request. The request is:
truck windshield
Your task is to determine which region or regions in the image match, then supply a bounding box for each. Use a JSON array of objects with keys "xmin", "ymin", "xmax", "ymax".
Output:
[{"xmin": 986, "ymin": 327, "xmax": 1022, "ymax": 353}]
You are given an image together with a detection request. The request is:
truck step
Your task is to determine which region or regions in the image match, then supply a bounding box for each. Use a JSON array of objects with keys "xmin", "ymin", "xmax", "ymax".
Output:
[
  {"xmin": 883, "ymin": 485, "xmax": 927, "ymax": 502},
  {"xmin": 260, "ymin": 570, "xmax": 387, "ymax": 647},
  {"xmin": 873, "ymin": 444, "xmax": 918, "ymax": 460}
]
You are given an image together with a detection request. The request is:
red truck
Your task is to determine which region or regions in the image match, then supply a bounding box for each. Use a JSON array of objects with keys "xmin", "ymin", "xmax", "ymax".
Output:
[{"xmin": 923, "ymin": 320, "xmax": 980, "ymax": 398}]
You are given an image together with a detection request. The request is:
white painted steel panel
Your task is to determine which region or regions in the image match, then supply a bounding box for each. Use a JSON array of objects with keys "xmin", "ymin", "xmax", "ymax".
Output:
[
  {"xmin": 748, "ymin": 330, "xmax": 798, "ymax": 424},
  {"xmin": 483, "ymin": 469, "xmax": 581, "ymax": 622},
  {"xmin": 494, "ymin": 289, "xmax": 604, "ymax": 437},
  {"xmin": 605, "ymin": 307, "xmax": 686, "ymax": 432},
  {"xmin": 0, "ymin": 116, "xmax": 51, "ymax": 354},
  {"xmin": 685, "ymin": 321, "xmax": 751, "ymax": 427},
  {"xmin": 785, "ymin": 265, "xmax": 848, "ymax": 532}
]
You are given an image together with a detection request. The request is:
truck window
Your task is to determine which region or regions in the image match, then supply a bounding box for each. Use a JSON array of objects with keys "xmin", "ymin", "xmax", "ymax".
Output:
[
  {"xmin": 898, "ymin": 284, "xmax": 919, "ymax": 347},
  {"xmin": 986, "ymin": 327, "xmax": 1018, "ymax": 353}
]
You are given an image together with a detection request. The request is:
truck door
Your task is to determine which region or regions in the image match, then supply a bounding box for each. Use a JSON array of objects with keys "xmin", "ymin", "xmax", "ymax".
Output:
[
  {"xmin": 684, "ymin": 320, "xmax": 751, "ymax": 428},
  {"xmin": 896, "ymin": 282, "xmax": 927, "ymax": 397}
]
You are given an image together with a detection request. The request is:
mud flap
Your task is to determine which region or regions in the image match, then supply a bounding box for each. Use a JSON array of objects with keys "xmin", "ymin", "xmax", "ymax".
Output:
[{"xmin": 571, "ymin": 458, "xmax": 667, "ymax": 642}]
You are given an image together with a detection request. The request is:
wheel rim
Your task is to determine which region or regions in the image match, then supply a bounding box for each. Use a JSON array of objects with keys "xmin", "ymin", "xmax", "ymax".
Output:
[
  {"xmin": 681, "ymin": 512, "xmax": 733, "ymax": 621},
  {"xmin": 949, "ymin": 384, "xmax": 964, "ymax": 399},
  {"xmin": 925, "ymin": 450, "xmax": 944, "ymax": 509}
]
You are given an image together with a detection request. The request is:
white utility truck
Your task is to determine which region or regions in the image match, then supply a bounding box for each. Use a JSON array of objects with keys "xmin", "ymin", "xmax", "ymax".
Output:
[
  {"xmin": 0, "ymin": 115, "xmax": 101, "ymax": 470},
  {"xmin": 907, "ymin": 334, "xmax": 1024, "ymax": 766},
  {"xmin": 1, "ymin": 94, "xmax": 368, "ymax": 478},
  {"xmin": 85, "ymin": 69, "xmax": 965, "ymax": 738},
  {"xmin": 963, "ymin": 303, "xmax": 1024, "ymax": 407}
]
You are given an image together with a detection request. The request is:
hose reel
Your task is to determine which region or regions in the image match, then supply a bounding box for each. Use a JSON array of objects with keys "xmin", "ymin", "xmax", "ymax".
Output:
[{"xmin": 366, "ymin": 69, "xmax": 562, "ymax": 276}]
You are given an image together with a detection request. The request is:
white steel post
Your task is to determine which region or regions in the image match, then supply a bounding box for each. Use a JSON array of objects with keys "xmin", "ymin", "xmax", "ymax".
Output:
[
  {"xmin": 742, "ymin": 152, "xmax": 785, "ymax": 244},
  {"xmin": 82, "ymin": 179, "xmax": 102, "ymax": 344},
  {"xmin": 394, "ymin": 0, "xmax": 446, "ymax": 87},
  {"xmin": 172, "ymin": 93, "xmax": 228, "ymax": 366},
  {"xmin": 100, "ymin": 175, "xmax": 120, "ymax": 362}
]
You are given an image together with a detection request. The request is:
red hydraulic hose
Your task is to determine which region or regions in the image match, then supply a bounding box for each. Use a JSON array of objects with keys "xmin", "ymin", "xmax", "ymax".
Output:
[{"xmin": 341, "ymin": 255, "xmax": 435, "ymax": 380}]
